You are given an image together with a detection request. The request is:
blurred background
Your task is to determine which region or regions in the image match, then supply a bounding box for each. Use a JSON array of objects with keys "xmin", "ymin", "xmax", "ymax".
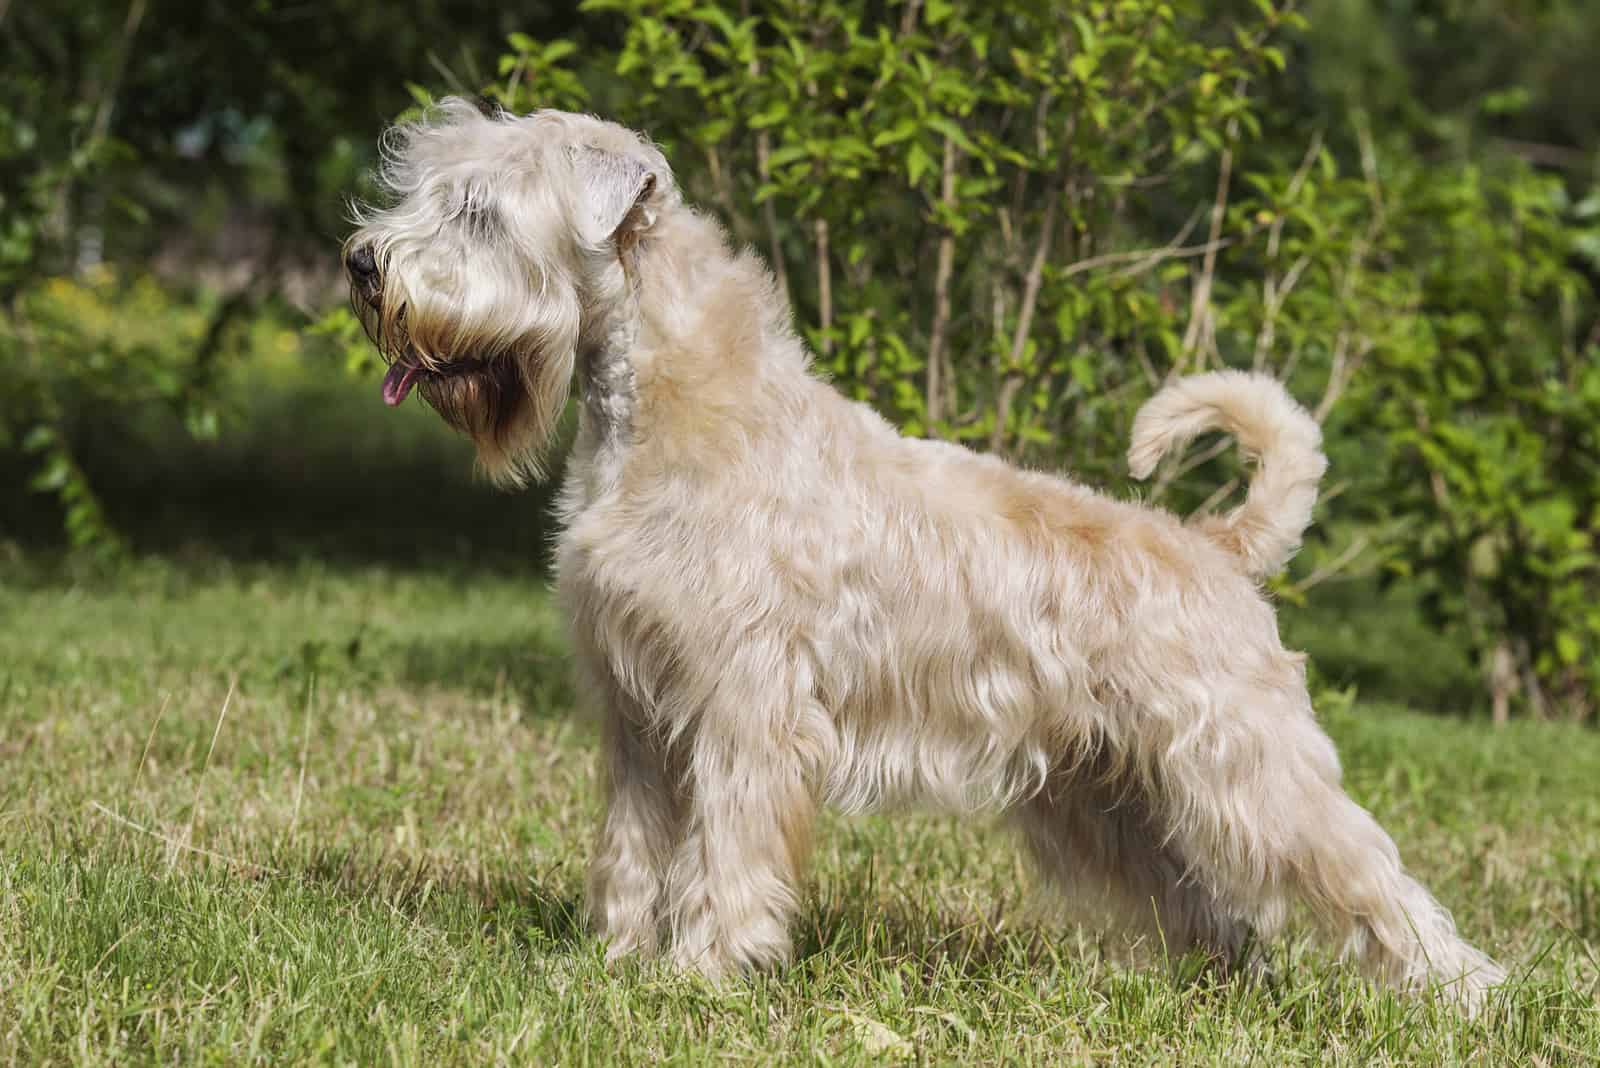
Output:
[{"xmin": 4, "ymin": 0, "xmax": 1598, "ymax": 723}]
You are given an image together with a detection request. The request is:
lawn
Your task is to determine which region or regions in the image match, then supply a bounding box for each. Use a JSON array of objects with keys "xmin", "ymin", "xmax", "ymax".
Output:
[
  {"xmin": 2, "ymin": 554, "xmax": 1598, "ymax": 1066},
  {"xmin": 2, "ymin": 370, "xmax": 1599, "ymax": 1064}
]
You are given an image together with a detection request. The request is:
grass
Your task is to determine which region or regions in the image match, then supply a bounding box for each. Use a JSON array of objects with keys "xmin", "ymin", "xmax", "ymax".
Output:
[
  {"xmin": 2, "ymin": 555, "xmax": 1599, "ymax": 1066},
  {"xmin": 4, "ymin": 365, "xmax": 1599, "ymax": 1063}
]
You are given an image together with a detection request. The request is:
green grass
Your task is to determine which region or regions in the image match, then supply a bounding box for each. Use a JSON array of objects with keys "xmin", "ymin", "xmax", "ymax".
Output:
[
  {"xmin": 3, "ymin": 556, "xmax": 1599, "ymax": 1065},
  {"xmin": 3, "ymin": 361, "xmax": 1598, "ymax": 1063}
]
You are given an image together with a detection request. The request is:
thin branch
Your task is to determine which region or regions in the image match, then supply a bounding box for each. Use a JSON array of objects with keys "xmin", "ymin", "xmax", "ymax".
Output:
[
  {"xmin": 754, "ymin": 137, "xmax": 788, "ymax": 297},
  {"xmin": 1313, "ymin": 334, "xmax": 1372, "ymax": 423},
  {"xmin": 1180, "ymin": 139, "xmax": 1236, "ymax": 366},
  {"xmin": 898, "ymin": 0, "xmax": 922, "ymax": 36},
  {"xmin": 1287, "ymin": 534, "xmax": 1372, "ymax": 596},
  {"xmin": 1253, "ymin": 132, "xmax": 1323, "ymax": 371},
  {"xmin": 1490, "ymin": 137, "xmax": 1592, "ymax": 172},
  {"xmin": 1278, "ymin": 336, "xmax": 1309, "ymax": 385},
  {"xmin": 744, "ymin": 43, "xmax": 790, "ymax": 299},
  {"xmin": 1192, "ymin": 475, "xmax": 1241, "ymax": 521},
  {"xmin": 926, "ymin": 134, "xmax": 959, "ymax": 430},
  {"xmin": 989, "ymin": 183, "xmax": 1062, "ymax": 454},
  {"xmin": 1058, "ymin": 207, "xmax": 1205, "ymax": 279},
  {"xmin": 1354, "ymin": 115, "xmax": 1386, "ymax": 232},
  {"xmin": 1149, "ymin": 433, "xmax": 1234, "ymax": 501},
  {"xmin": 502, "ymin": 52, "xmax": 527, "ymax": 105},
  {"xmin": 425, "ymin": 51, "xmax": 472, "ymax": 99},
  {"xmin": 814, "ymin": 218, "xmax": 832, "ymax": 355},
  {"xmin": 87, "ymin": 0, "xmax": 149, "ymax": 149},
  {"xmin": 854, "ymin": 0, "xmax": 923, "ymax": 121}
]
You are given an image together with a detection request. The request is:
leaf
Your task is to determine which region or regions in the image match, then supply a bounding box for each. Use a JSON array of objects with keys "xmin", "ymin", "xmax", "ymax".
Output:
[
  {"xmin": 925, "ymin": 116, "xmax": 978, "ymax": 156},
  {"xmin": 29, "ymin": 456, "xmax": 70, "ymax": 493},
  {"xmin": 542, "ymin": 40, "xmax": 578, "ymax": 63},
  {"xmin": 906, "ymin": 141, "xmax": 933, "ymax": 186},
  {"xmin": 765, "ymin": 143, "xmax": 809, "ymax": 169},
  {"xmin": 851, "ymin": 1016, "xmax": 913, "ymax": 1059},
  {"xmin": 21, "ymin": 425, "xmax": 55, "ymax": 452},
  {"xmin": 750, "ymin": 101, "xmax": 791, "ymax": 129},
  {"xmin": 1070, "ymin": 13, "xmax": 1097, "ymax": 53}
]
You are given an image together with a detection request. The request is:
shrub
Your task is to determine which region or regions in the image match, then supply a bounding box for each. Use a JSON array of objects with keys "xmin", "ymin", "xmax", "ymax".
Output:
[{"xmin": 451, "ymin": 0, "xmax": 1597, "ymax": 719}]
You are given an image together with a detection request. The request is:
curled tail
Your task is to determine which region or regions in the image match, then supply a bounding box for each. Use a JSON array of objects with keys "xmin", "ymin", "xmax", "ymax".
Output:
[{"xmin": 1127, "ymin": 370, "xmax": 1327, "ymax": 578}]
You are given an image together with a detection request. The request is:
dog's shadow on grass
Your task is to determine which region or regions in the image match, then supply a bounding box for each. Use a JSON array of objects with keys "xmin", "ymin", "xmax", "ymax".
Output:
[
  {"xmin": 285, "ymin": 846, "xmax": 1265, "ymax": 999},
  {"xmin": 790, "ymin": 889, "xmax": 1260, "ymax": 995},
  {"xmin": 286, "ymin": 841, "xmax": 1050, "ymax": 977},
  {"xmin": 391, "ymin": 635, "xmax": 579, "ymax": 721},
  {"xmin": 290, "ymin": 844, "xmax": 589, "ymax": 956}
]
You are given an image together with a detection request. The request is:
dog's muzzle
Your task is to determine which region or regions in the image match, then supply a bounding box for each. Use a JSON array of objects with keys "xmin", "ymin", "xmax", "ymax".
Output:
[
  {"xmin": 346, "ymin": 244, "xmax": 378, "ymax": 284},
  {"xmin": 346, "ymin": 243, "xmax": 384, "ymax": 311}
]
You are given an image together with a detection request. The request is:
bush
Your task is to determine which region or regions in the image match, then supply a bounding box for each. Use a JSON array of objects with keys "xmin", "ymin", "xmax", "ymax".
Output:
[{"xmin": 442, "ymin": 0, "xmax": 1597, "ymax": 719}]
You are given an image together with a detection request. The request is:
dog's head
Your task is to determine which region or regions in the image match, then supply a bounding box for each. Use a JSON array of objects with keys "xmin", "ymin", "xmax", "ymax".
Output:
[{"xmin": 343, "ymin": 98, "xmax": 673, "ymax": 483}]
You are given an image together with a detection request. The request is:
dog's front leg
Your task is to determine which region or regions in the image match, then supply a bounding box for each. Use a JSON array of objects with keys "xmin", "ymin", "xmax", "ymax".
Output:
[
  {"xmin": 588, "ymin": 702, "xmax": 684, "ymax": 962},
  {"xmin": 662, "ymin": 707, "xmax": 818, "ymax": 979}
]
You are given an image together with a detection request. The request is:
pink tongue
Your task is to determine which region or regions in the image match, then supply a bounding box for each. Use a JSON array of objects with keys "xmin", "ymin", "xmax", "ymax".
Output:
[{"xmin": 381, "ymin": 363, "xmax": 420, "ymax": 407}]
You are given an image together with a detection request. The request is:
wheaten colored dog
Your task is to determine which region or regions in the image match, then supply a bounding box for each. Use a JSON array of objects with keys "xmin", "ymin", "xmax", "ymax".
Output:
[{"xmin": 344, "ymin": 98, "xmax": 1505, "ymax": 1009}]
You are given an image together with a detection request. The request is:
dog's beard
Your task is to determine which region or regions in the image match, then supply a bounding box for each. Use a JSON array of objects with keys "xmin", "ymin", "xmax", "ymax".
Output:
[
  {"xmin": 380, "ymin": 336, "xmax": 566, "ymax": 485},
  {"xmin": 348, "ymin": 271, "xmax": 577, "ymax": 485},
  {"xmin": 355, "ymin": 289, "xmax": 533, "ymax": 438},
  {"xmin": 415, "ymin": 356, "xmax": 529, "ymax": 443}
]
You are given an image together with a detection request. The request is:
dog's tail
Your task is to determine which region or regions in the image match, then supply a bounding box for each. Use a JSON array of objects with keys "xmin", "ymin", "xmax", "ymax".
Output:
[{"xmin": 1127, "ymin": 370, "xmax": 1327, "ymax": 579}]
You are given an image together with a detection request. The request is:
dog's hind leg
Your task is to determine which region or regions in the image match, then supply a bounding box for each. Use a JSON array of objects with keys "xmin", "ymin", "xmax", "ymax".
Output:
[
  {"xmin": 1016, "ymin": 758, "xmax": 1258, "ymax": 974},
  {"xmin": 1151, "ymin": 681, "xmax": 1505, "ymax": 1011}
]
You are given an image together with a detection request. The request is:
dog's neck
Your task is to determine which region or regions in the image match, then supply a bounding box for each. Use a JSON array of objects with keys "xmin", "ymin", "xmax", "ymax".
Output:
[
  {"xmin": 570, "ymin": 249, "xmax": 645, "ymax": 499},
  {"xmin": 566, "ymin": 206, "xmax": 813, "ymax": 503}
]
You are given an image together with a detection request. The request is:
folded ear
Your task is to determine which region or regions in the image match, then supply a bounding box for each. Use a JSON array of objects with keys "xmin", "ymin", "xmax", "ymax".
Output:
[{"xmin": 572, "ymin": 145, "xmax": 660, "ymax": 247}]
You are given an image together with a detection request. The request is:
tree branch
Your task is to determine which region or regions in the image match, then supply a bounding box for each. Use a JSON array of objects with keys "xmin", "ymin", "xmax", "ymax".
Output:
[
  {"xmin": 743, "ymin": 41, "xmax": 790, "ymax": 299},
  {"xmin": 990, "ymin": 183, "xmax": 1061, "ymax": 454},
  {"xmin": 1180, "ymin": 138, "xmax": 1235, "ymax": 366},
  {"xmin": 87, "ymin": 0, "xmax": 149, "ymax": 150},
  {"xmin": 754, "ymin": 134, "xmax": 788, "ymax": 297},
  {"xmin": 1286, "ymin": 534, "xmax": 1372, "ymax": 597},
  {"xmin": 926, "ymin": 133, "xmax": 959, "ymax": 430},
  {"xmin": 814, "ymin": 218, "xmax": 832, "ymax": 354},
  {"xmin": 1253, "ymin": 131, "xmax": 1323, "ymax": 371},
  {"xmin": 1057, "ymin": 206, "xmax": 1205, "ymax": 279}
]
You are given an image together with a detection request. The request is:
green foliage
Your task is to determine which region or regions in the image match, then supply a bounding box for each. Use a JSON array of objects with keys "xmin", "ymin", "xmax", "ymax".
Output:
[
  {"xmin": 1, "ymin": 3, "xmax": 143, "ymax": 555},
  {"xmin": 1348, "ymin": 160, "xmax": 1600, "ymax": 719},
  {"xmin": 6, "ymin": 0, "xmax": 1598, "ymax": 720},
  {"xmin": 522, "ymin": 0, "xmax": 1293, "ymax": 459},
  {"xmin": 470, "ymin": 0, "xmax": 1599, "ymax": 719},
  {"xmin": 1, "ymin": 0, "xmax": 581, "ymax": 555}
]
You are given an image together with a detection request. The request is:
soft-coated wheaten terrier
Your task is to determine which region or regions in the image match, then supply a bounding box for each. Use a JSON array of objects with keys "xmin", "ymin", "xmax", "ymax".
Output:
[{"xmin": 343, "ymin": 98, "xmax": 1505, "ymax": 1009}]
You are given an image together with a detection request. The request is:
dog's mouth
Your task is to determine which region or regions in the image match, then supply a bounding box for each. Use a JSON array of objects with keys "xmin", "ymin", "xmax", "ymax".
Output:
[
  {"xmin": 381, "ymin": 360, "xmax": 423, "ymax": 406},
  {"xmin": 380, "ymin": 351, "xmax": 485, "ymax": 407}
]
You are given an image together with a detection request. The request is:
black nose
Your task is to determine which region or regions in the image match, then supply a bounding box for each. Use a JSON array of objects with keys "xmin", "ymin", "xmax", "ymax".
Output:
[{"xmin": 346, "ymin": 244, "xmax": 378, "ymax": 280}]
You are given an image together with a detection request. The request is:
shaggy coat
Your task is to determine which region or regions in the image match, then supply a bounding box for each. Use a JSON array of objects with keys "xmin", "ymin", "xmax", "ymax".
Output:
[{"xmin": 344, "ymin": 99, "xmax": 1505, "ymax": 1009}]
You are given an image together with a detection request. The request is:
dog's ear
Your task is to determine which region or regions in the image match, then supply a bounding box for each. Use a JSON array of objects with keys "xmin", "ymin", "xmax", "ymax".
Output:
[{"xmin": 572, "ymin": 146, "xmax": 659, "ymax": 247}]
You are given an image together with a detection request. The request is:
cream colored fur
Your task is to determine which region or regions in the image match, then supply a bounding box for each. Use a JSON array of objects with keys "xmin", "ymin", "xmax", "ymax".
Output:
[{"xmin": 344, "ymin": 99, "xmax": 1506, "ymax": 1011}]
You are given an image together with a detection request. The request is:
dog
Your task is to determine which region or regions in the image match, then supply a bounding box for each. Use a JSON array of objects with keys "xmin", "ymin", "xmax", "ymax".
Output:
[{"xmin": 343, "ymin": 97, "xmax": 1505, "ymax": 1009}]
